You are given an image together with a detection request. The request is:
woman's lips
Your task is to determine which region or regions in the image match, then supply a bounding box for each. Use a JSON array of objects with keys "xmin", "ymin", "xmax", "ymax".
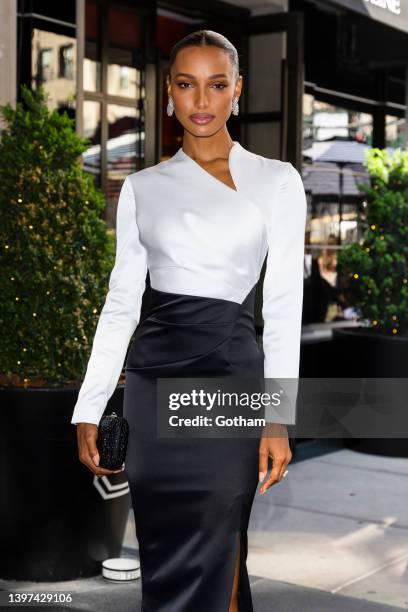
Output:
[{"xmin": 190, "ymin": 114, "xmax": 215, "ymax": 125}]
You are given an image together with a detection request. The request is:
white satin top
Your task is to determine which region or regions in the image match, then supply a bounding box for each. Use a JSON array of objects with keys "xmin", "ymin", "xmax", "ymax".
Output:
[{"xmin": 70, "ymin": 141, "xmax": 307, "ymax": 426}]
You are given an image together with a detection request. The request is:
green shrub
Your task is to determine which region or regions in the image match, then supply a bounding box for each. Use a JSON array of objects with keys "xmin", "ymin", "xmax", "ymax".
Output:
[
  {"xmin": 338, "ymin": 148, "xmax": 408, "ymax": 336},
  {"xmin": 0, "ymin": 85, "xmax": 115, "ymax": 386}
]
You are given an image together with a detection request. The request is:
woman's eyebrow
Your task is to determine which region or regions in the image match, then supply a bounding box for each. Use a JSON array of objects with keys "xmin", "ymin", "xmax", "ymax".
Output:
[{"xmin": 174, "ymin": 73, "xmax": 228, "ymax": 79}]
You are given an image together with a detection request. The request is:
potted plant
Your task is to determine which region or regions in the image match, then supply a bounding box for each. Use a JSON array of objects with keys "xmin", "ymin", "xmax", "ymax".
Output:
[
  {"xmin": 0, "ymin": 85, "xmax": 131, "ymax": 580},
  {"xmin": 334, "ymin": 147, "xmax": 408, "ymax": 456}
]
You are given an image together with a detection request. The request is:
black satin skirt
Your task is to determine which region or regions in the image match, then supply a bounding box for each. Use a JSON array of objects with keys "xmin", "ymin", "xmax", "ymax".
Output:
[{"xmin": 123, "ymin": 284, "xmax": 264, "ymax": 612}]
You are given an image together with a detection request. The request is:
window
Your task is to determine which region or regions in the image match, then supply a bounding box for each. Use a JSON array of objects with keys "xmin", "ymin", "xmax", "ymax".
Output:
[
  {"xmin": 18, "ymin": 2, "xmax": 77, "ymax": 111},
  {"xmin": 302, "ymin": 95, "xmax": 372, "ymax": 323},
  {"xmin": 32, "ymin": 28, "xmax": 76, "ymax": 111},
  {"xmin": 82, "ymin": 0, "xmax": 148, "ymax": 227},
  {"xmin": 39, "ymin": 48, "xmax": 53, "ymax": 83},
  {"xmin": 84, "ymin": 0, "xmax": 101, "ymax": 92},
  {"xmin": 83, "ymin": 101, "xmax": 102, "ymax": 188},
  {"xmin": 59, "ymin": 44, "xmax": 75, "ymax": 80}
]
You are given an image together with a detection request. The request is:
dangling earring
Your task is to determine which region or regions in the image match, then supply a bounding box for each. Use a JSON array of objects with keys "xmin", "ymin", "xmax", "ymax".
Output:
[
  {"xmin": 231, "ymin": 96, "xmax": 239, "ymax": 116},
  {"xmin": 167, "ymin": 95, "xmax": 174, "ymax": 117}
]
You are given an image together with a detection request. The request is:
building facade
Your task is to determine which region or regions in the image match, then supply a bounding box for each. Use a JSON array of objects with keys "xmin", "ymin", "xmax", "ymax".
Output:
[{"xmin": 2, "ymin": 0, "xmax": 408, "ymax": 324}]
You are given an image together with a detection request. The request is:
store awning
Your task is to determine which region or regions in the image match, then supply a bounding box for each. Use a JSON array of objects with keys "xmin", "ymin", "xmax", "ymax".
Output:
[
  {"xmin": 326, "ymin": 0, "xmax": 408, "ymax": 34},
  {"xmin": 301, "ymin": 162, "xmax": 369, "ymax": 201}
]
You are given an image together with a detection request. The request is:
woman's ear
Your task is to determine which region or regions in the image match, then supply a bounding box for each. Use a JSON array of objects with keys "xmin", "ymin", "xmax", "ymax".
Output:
[{"xmin": 235, "ymin": 74, "xmax": 243, "ymax": 97}]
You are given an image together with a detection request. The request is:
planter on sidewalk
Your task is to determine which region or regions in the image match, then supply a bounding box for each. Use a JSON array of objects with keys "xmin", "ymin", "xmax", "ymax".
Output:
[
  {"xmin": 333, "ymin": 326, "xmax": 408, "ymax": 457},
  {"xmin": 336, "ymin": 147, "xmax": 408, "ymax": 458},
  {"xmin": 0, "ymin": 384, "xmax": 130, "ymax": 581},
  {"xmin": 0, "ymin": 86, "xmax": 130, "ymax": 581}
]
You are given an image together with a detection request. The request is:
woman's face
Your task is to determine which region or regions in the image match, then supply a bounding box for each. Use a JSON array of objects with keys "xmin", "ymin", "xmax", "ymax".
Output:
[{"xmin": 167, "ymin": 45, "xmax": 242, "ymax": 136}]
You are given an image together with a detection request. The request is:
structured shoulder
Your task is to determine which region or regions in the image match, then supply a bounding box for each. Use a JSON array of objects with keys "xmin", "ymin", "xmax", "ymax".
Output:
[
  {"xmin": 238, "ymin": 145, "xmax": 286, "ymax": 170},
  {"xmin": 126, "ymin": 156, "xmax": 178, "ymax": 193},
  {"xmin": 230, "ymin": 144, "xmax": 285, "ymax": 191},
  {"xmin": 259, "ymin": 157, "xmax": 304, "ymax": 192},
  {"xmin": 127, "ymin": 159, "xmax": 165, "ymax": 181},
  {"xmin": 248, "ymin": 152, "xmax": 290, "ymax": 190},
  {"xmin": 243, "ymin": 145, "xmax": 290, "ymax": 174},
  {"xmin": 261, "ymin": 155, "xmax": 291, "ymax": 177}
]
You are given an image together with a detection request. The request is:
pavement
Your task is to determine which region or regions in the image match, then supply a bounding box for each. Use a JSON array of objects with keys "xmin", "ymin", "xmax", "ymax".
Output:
[{"xmin": 1, "ymin": 439, "xmax": 407, "ymax": 611}]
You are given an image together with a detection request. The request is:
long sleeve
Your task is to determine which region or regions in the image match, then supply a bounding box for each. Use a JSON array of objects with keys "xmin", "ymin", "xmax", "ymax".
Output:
[
  {"xmin": 71, "ymin": 176, "xmax": 148, "ymax": 426},
  {"xmin": 262, "ymin": 162, "xmax": 307, "ymax": 425}
]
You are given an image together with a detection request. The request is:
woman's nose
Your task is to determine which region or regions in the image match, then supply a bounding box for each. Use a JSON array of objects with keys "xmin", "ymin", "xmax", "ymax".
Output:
[{"xmin": 194, "ymin": 88, "xmax": 210, "ymax": 108}]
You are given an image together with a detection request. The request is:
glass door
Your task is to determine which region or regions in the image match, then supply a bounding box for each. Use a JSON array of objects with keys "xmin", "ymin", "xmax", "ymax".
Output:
[{"xmin": 79, "ymin": 0, "xmax": 156, "ymax": 227}]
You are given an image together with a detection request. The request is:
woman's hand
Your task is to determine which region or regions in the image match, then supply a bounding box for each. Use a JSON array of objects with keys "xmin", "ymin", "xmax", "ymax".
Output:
[
  {"xmin": 258, "ymin": 423, "xmax": 292, "ymax": 495},
  {"xmin": 76, "ymin": 423, "xmax": 125, "ymax": 476}
]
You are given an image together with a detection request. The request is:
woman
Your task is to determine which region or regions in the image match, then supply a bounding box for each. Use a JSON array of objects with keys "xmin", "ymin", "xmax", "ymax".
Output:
[{"xmin": 71, "ymin": 30, "xmax": 307, "ymax": 612}]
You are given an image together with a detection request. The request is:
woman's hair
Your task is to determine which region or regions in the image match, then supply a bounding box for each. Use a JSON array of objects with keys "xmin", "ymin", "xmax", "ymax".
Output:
[{"xmin": 168, "ymin": 30, "xmax": 240, "ymax": 80}]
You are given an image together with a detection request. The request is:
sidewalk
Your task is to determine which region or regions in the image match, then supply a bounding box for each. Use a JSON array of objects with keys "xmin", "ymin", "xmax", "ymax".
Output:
[{"xmin": 1, "ymin": 440, "xmax": 407, "ymax": 611}]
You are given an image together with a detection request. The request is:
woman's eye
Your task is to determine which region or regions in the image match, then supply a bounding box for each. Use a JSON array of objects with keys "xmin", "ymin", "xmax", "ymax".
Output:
[{"xmin": 176, "ymin": 82, "xmax": 227, "ymax": 89}]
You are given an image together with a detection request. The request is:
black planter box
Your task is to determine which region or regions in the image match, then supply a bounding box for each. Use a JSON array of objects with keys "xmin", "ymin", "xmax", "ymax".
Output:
[
  {"xmin": 332, "ymin": 327, "xmax": 408, "ymax": 457},
  {"xmin": 0, "ymin": 384, "xmax": 130, "ymax": 581}
]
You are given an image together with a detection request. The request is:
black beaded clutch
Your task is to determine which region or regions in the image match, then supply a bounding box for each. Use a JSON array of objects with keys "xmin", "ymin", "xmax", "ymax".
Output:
[{"xmin": 97, "ymin": 412, "xmax": 129, "ymax": 470}]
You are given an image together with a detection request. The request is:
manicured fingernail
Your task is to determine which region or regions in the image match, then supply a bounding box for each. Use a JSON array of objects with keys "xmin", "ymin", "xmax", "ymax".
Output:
[
  {"xmin": 259, "ymin": 472, "xmax": 265, "ymax": 482},
  {"xmin": 93, "ymin": 456, "xmax": 99, "ymax": 466}
]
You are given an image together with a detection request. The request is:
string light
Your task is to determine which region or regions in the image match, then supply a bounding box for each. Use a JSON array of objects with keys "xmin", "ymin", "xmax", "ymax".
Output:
[
  {"xmin": 353, "ymin": 273, "xmax": 359, "ymax": 279},
  {"xmin": 370, "ymin": 224, "xmax": 376, "ymax": 230},
  {"xmin": 3, "ymin": 105, "xmax": 113, "ymax": 386}
]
